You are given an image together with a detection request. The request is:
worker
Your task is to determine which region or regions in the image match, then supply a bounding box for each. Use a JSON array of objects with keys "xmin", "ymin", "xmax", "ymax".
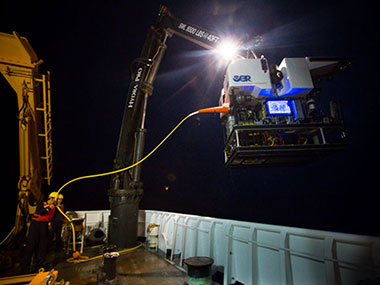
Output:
[
  {"xmin": 21, "ymin": 192, "xmax": 56, "ymax": 273},
  {"xmin": 51, "ymin": 193, "xmax": 65, "ymax": 252}
]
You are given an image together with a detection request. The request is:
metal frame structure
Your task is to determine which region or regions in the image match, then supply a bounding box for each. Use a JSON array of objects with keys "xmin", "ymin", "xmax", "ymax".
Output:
[
  {"xmin": 224, "ymin": 123, "xmax": 347, "ymax": 167},
  {"xmin": 0, "ymin": 31, "xmax": 53, "ymax": 242}
]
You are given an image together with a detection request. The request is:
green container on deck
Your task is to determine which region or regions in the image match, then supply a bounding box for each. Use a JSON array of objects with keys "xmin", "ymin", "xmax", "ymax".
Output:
[{"xmin": 184, "ymin": 256, "xmax": 214, "ymax": 285}]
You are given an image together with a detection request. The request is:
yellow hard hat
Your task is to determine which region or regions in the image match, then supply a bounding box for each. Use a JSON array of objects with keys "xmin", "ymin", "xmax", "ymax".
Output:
[
  {"xmin": 48, "ymin": 192, "xmax": 58, "ymax": 198},
  {"xmin": 58, "ymin": 194, "xmax": 64, "ymax": 199}
]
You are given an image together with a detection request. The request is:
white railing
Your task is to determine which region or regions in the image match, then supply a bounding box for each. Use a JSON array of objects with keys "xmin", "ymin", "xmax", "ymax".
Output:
[
  {"xmin": 72, "ymin": 209, "xmax": 380, "ymax": 284},
  {"xmin": 144, "ymin": 210, "xmax": 380, "ymax": 285}
]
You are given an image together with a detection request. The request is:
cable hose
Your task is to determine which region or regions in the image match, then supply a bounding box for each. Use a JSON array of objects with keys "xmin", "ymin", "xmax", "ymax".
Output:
[
  {"xmin": 55, "ymin": 111, "xmax": 198, "ymax": 254},
  {"xmin": 0, "ymin": 227, "xmax": 15, "ymax": 246},
  {"xmin": 66, "ymin": 241, "xmax": 143, "ymax": 264}
]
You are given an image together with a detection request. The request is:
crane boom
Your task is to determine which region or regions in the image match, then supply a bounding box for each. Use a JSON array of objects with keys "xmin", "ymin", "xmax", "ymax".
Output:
[
  {"xmin": 158, "ymin": 6, "xmax": 221, "ymax": 50},
  {"xmin": 108, "ymin": 6, "xmax": 224, "ymax": 248}
]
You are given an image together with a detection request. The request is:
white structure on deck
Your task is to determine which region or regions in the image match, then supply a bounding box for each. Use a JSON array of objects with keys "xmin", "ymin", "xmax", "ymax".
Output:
[{"xmin": 73, "ymin": 209, "xmax": 380, "ymax": 285}]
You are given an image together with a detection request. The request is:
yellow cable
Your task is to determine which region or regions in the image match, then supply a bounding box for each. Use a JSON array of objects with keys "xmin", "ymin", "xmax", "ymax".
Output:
[
  {"xmin": 0, "ymin": 227, "xmax": 14, "ymax": 246},
  {"xmin": 56, "ymin": 111, "xmax": 197, "ymax": 196},
  {"xmin": 66, "ymin": 241, "xmax": 143, "ymax": 263},
  {"xmin": 56, "ymin": 206, "xmax": 76, "ymax": 252},
  {"xmin": 56, "ymin": 111, "xmax": 198, "ymax": 253}
]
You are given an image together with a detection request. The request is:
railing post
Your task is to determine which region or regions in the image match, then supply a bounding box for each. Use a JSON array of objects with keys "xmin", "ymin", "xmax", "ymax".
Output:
[
  {"xmin": 208, "ymin": 221, "xmax": 216, "ymax": 258},
  {"xmin": 180, "ymin": 216, "xmax": 190, "ymax": 266},
  {"xmin": 279, "ymin": 231, "xmax": 293, "ymax": 285},
  {"xmin": 224, "ymin": 223, "xmax": 233, "ymax": 285},
  {"xmin": 248, "ymin": 226, "xmax": 258, "ymax": 285},
  {"xmin": 324, "ymin": 236, "xmax": 340, "ymax": 285}
]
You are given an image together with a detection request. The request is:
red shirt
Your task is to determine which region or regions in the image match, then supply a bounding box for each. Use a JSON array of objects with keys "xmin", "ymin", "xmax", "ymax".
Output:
[{"xmin": 32, "ymin": 202, "xmax": 55, "ymax": 222}]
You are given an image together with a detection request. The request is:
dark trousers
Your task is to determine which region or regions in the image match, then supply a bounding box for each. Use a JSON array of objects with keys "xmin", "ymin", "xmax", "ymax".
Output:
[
  {"xmin": 21, "ymin": 220, "xmax": 49, "ymax": 273},
  {"xmin": 51, "ymin": 220, "xmax": 63, "ymax": 251}
]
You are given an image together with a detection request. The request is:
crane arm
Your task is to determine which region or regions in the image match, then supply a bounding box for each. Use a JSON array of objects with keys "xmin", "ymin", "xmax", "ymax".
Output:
[
  {"xmin": 108, "ymin": 6, "xmax": 224, "ymax": 248},
  {"xmin": 157, "ymin": 5, "xmax": 221, "ymax": 50},
  {"xmin": 110, "ymin": 5, "xmax": 224, "ymax": 191}
]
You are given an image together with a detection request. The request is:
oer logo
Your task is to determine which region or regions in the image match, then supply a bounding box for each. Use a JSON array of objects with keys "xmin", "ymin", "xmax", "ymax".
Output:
[{"xmin": 233, "ymin": 75, "xmax": 251, "ymax": 82}]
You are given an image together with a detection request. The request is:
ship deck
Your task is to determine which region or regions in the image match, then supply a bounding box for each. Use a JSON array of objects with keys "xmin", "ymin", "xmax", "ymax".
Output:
[
  {"xmin": 0, "ymin": 244, "xmax": 187, "ymax": 285},
  {"xmin": 55, "ymin": 245, "xmax": 187, "ymax": 284}
]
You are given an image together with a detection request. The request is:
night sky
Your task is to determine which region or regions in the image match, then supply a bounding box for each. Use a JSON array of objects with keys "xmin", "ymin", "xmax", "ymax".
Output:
[{"xmin": 1, "ymin": 1, "xmax": 378, "ymax": 238}]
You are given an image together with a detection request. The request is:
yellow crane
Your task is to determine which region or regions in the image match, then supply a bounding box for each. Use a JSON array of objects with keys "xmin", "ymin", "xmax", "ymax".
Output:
[{"xmin": 0, "ymin": 31, "xmax": 53, "ymax": 246}]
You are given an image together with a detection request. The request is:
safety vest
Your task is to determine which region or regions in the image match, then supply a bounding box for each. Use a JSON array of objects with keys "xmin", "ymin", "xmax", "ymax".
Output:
[{"xmin": 32, "ymin": 202, "xmax": 55, "ymax": 222}]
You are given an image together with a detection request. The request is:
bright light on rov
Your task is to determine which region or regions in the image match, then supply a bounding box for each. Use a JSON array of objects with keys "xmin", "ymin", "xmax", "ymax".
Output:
[{"xmin": 216, "ymin": 40, "xmax": 239, "ymax": 60}]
